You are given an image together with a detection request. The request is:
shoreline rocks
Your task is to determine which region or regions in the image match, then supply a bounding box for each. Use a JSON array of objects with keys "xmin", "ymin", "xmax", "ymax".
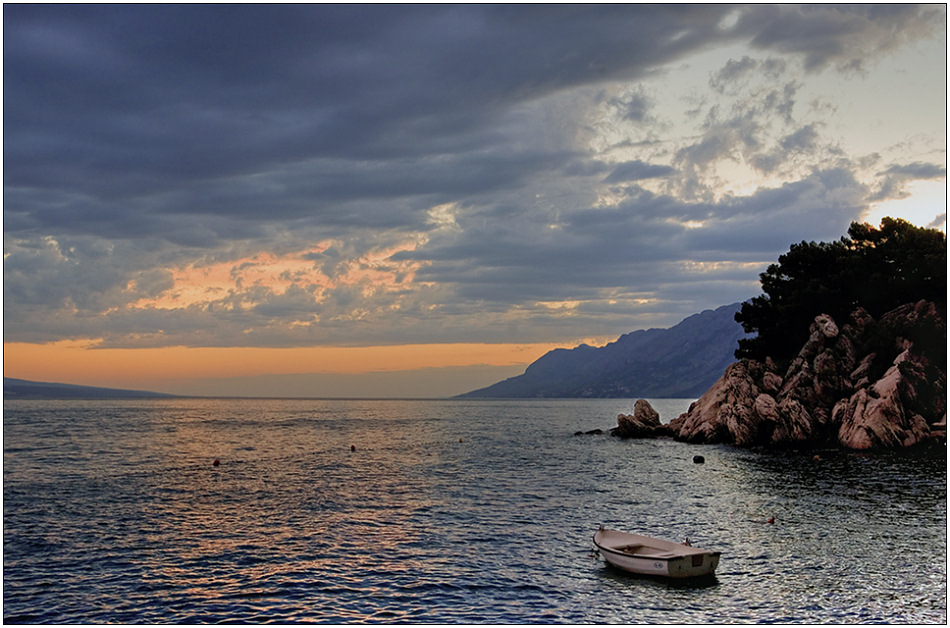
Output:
[
  {"xmin": 664, "ymin": 301, "xmax": 946, "ymax": 450},
  {"xmin": 584, "ymin": 301, "xmax": 945, "ymax": 451},
  {"xmin": 611, "ymin": 398, "xmax": 672, "ymax": 438}
]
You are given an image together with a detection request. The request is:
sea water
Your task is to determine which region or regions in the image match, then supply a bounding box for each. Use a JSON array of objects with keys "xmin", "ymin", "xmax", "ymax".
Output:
[{"xmin": 3, "ymin": 397, "xmax": 946, "ymax": 623}]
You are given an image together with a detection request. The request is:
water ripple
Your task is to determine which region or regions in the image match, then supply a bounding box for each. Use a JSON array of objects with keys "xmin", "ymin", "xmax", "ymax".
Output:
[{"xmin": 4, "ymin": 398, "xmax": 946, "ymax": 623}]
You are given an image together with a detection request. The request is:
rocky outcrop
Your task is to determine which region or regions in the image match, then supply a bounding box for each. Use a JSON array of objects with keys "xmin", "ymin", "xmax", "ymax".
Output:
[
  {"xmin": 612, "ymin": 399, "xmax": 672, "ymax": 438},
  {"xmin": 667, "ymin": 300, "xmax": 946, "ymax": 450},
  {"xmin": 667, "ymin": 360, "xmax": 767, "ymax": 445}
]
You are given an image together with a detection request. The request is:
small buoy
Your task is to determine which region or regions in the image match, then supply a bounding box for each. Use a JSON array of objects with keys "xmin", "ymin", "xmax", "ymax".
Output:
[
  {"xmin": 767, "ymin": 516, "xmax": 775, "ymax": 524},
  {"xmin": 459, "ymin": 438, "xmax": 463, "ymax": 443},
  {"xmin": 212, "ymin": 459, "xmax": 220, "ymax": 467},
  {"xmin": 693, "ymin": 455, "xmax": 705, "ymax": 464},
  {"xmin": 813, "ymin": 454, "xmax": 820, "ymax": 462},
  {"xmin": 350, "ymin": 445, "xmax": 356, "ymax": 452}
]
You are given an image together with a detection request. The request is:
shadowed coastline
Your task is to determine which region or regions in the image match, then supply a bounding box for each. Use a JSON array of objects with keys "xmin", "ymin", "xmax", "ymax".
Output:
[{"xmin": 3, "ymin": 377, "xmax": 178, "ymax": 399}]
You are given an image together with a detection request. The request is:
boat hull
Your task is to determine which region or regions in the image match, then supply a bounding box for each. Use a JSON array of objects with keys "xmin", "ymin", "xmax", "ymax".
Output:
[{"xmin": 593, "ymin": 528, "xmax": 720, "ymax": 578}]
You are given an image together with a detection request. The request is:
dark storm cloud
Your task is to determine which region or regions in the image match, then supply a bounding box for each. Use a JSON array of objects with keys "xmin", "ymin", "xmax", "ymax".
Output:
[
  {"xmin": 3, "ymin": 4, "xmax": 944, "ymax": 347},
  {"xmin": 6, "ymin": 4, "xmax": 934, "ymax": 233},
  {"xmin": 4, "ymin": 4, "xmax": 726, "ymax": 205},
  {"xmin": 737, "ymin": 4, "xmax": 942, "ymax": 71}
]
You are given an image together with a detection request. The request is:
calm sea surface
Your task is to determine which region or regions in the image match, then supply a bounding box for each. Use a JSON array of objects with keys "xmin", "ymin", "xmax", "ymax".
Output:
[{"xmin": 3, "ymin": 398, "xmax": 946, "ymax": 624}]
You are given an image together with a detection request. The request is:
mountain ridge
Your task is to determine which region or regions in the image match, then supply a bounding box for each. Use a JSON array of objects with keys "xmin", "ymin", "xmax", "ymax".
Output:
[{"xmin": 457, "ymin": 302, "xmax": 750, "ymax": 398}]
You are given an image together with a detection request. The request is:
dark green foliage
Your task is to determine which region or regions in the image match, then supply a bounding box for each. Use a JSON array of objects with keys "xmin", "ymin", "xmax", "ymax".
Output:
[{"xmin": 735, "ymin": 217, "xmax": 947, "ymax": 367}]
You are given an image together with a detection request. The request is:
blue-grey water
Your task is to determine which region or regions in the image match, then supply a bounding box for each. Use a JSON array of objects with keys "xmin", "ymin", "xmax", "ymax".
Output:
[{"xmin": 3, "ymin": 397, "xmax": 946, "ymax": 624}]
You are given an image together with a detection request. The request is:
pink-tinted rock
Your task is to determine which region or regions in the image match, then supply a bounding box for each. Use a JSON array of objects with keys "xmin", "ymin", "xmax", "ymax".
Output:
[
  {"xmin": 835, "ymin": 361, "xmax": 931, "ymax": 449},
  {"xmin": 850, "ymin": 353, "xmax": 876, "ymax": 389},
  {"xmin": 613, "ymin": 399, "xmax": 665, "ymax": 438},
  {"xmin": 773, "ymin": 398, "xmax": 815, "ymax": 445},
  {"xmin": 752, "ymin": 393, "xmax": 779, "ymax": 424},
  {"xmin": 761, "ymin": 372, "xmax": 783, "ymax": 394},
  {"xmin": 634, "ymin": 398, "xmax": 659, "ymax": 424},
  {"xmin": 670, "ymin": 361, "xmax": 763, "ymax": 445},
  {"xmin": 814, "ymin": 314, "xmax": 839, "ymax": 339},
  {"xmin": 665, "ymin": 302, "xmax": 945, "ymax": 450}
]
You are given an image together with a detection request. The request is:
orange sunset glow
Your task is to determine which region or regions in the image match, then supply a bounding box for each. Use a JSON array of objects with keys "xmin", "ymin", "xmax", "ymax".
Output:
[
  {"xmin": 3, "ymin": 340, "xmax": 566, "ymax": 395},
  {"xmin": 4, "ymin": 4, "xmax": 944, "ymax": 398},
  {"xmin": 126, "ymin": 242, "xmax": 426, "ymax": 312}
]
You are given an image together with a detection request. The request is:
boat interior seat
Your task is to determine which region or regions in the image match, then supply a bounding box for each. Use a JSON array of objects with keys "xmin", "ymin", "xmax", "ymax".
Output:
[
  {"xmin": 615, "ymin": 544, "xmax": 678, "ymax": 559},
  {"xmin": 646, "ymin": 551, "xmax": 678, "ymax": 559}
]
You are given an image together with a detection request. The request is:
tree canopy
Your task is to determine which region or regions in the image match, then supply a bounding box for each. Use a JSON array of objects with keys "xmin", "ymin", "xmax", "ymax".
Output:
[{"xmin": 735, "ymin": 217, "xmax": 947, "ymax": 365}]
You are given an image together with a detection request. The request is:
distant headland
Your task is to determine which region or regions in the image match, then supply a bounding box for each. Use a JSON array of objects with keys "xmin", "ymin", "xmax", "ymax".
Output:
[
  {"xmin": 3, "ymin": 378, "xmax": 178, "ymax": 400},
  {"xmin": 457, "ymin": 302, "xmax": 751, "ymax": 399}
]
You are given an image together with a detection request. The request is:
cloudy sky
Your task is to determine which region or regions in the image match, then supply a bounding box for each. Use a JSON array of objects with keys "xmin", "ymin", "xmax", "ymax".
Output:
[{"xmin": 4, "ymin": 4, "xmax": 946, "ymax": 397}]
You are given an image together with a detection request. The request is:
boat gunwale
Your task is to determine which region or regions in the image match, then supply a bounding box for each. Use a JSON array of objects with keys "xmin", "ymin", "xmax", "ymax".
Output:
[{"xmin": 592, "ymin": 529, "xmax": 720, "ymax": 561}]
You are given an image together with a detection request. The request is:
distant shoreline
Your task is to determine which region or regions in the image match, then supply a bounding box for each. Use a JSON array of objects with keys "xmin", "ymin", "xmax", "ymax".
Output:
[
  {"xmin": 3, "ymin": 381, "xmax": 696, "ymax": 404},
  {"xmin": 3, "ymin": 377, "xmax": 179, "ymax": 400}
]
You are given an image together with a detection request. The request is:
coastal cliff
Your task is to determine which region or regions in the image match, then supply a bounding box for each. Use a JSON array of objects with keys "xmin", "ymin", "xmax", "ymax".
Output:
[{"xmin": 615, "ymin": 300, "xmax": 946, "ymax": 449}]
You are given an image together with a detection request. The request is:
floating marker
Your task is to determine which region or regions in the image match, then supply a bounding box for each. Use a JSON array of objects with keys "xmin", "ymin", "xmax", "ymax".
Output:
[
  {"xmin": 693, "ymin": 455, "xmax": 705, "ymax": 464},
  {"xmin": 212, "ymin": 459, "xmax": 220, "ymax": 467}
]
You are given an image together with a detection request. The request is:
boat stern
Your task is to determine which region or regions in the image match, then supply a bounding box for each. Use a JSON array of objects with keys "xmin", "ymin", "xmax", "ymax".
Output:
[{"xmin": 667, "ymin": 550, "xmax": 720, "ymax": 578}]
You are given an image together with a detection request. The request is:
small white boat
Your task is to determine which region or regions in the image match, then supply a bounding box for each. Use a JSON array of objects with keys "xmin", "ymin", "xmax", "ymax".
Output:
[{"xmin": 593, "ymin": 528, "xmax": 720, "ymax": 578}]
